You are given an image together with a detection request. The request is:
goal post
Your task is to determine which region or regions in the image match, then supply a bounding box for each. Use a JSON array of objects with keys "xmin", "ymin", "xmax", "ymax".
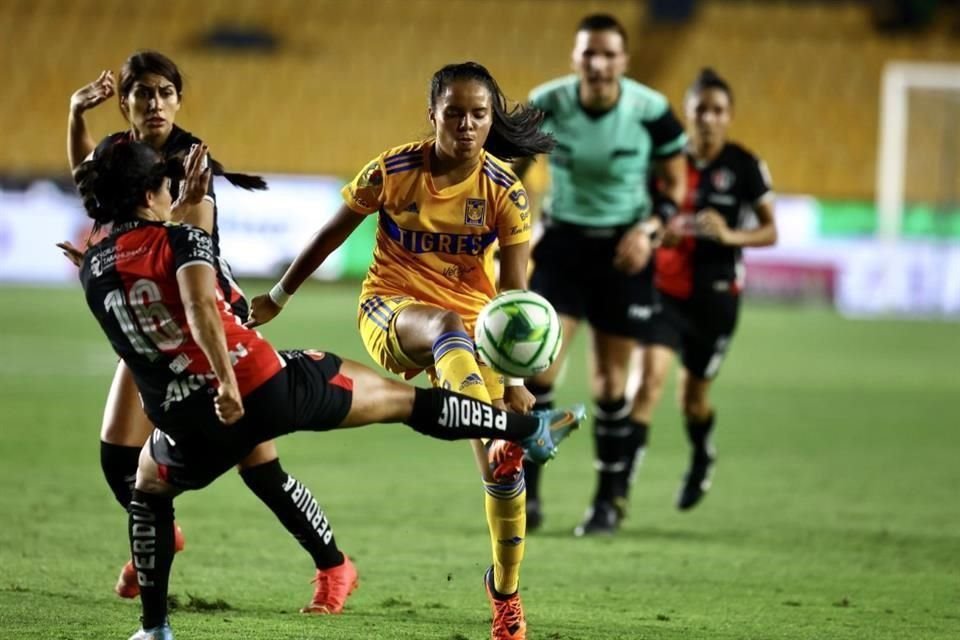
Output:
[{"xmin": 876, "ymin": 61, "xmax": 960, "ymax": 241}]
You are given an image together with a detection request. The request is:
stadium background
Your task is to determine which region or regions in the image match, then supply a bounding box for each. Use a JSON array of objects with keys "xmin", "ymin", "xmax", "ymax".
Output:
[{"xmin": 1, "ymin": 1, "xmax": 958, "ymax": 639}]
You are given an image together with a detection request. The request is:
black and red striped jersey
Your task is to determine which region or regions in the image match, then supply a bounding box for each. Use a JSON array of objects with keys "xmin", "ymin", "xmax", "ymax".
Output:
[
  {"xmin": 92, "ymin": 126, "xmax": 247, "ymax": 316},
  {"xmin": 80, "ymin": 220, "xmax": 283, "ymax": 423},
  {"xmin": 655, "ymin": 142, "xmax": 772, "ymax": 299}
]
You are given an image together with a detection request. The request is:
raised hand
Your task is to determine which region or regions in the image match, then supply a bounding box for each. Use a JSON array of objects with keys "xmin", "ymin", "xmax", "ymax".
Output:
[
  {"xmin": 70, "ymin": 71, "xmax": 116, "ymax": 116},
  {"xmin": 176, "ymin": 143, "xmax": 212, "ymax": 207},
  {"xmin": 55, "ymin": 240, "xmax": 86, "ymax": 267}
]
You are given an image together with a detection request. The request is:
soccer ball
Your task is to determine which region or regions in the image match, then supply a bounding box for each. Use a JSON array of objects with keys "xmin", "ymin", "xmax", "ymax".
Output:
[{"xmin": 474, "ymin": 290, "xmax": 562, "ymax": 378}]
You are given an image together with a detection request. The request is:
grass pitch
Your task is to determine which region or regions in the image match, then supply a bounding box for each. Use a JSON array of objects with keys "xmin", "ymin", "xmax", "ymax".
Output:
[{"xmin": 1, "ymin": 282, "xmax": 958, "ymax": 639}]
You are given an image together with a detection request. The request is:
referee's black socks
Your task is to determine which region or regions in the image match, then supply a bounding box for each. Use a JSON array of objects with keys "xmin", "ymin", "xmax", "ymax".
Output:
[
  {"xmin": 128, "ymin": 490, "xmax": 175, "ymax": 630},
  {"xmin": 685, "ymin": 412, "xmax": 715, "ymax": 459},
  {"xmin": 521, "ymin": 382, "xmax": 554, "ymax": 503},
  {"xmin": 593, "ymin": 399, "xmax": 650, "ymax": 504},
  {"xmin": 240, "ymin": 459, "xmax": 344, "ymax": 570}
]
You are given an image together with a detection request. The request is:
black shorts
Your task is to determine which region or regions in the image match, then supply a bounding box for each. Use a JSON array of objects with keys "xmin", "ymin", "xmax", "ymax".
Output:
[
  {"xmin": 150, "ymin": 350, "xmax": 353, "ymax": 490},
  {"xmin": 648, "ymin": 291, "xmax": 740, "ymax": 379},
  {"xmin": 530, "ymin": 221, "xmax": 655, "ymax": 341}
]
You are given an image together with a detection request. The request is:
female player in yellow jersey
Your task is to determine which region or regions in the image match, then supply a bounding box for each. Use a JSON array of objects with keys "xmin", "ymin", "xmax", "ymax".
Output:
[{"xmin": 248, "ymin": 62, "xmax": 583, "ymax": 640}]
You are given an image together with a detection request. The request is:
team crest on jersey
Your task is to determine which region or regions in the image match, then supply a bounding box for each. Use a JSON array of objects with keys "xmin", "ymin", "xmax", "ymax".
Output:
[
  {"xmin": 711, "ymin": 168, "xmax": 736, "ymax": 192},
  {"xmin": 464, "ymin": 199, "xmax": 486, "ymax": 226}
]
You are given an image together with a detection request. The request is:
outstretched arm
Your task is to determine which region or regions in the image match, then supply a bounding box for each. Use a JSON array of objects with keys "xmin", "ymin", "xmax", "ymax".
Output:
[{"xmin": 246, "ymin": 204, "xmax": 366, "ymax": 327}]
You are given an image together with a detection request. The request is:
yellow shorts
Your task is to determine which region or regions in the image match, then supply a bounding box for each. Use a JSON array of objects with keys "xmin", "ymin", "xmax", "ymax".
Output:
[{"xmin": 357, "ymin": 294, "xmax": 504, "ymax": 401}]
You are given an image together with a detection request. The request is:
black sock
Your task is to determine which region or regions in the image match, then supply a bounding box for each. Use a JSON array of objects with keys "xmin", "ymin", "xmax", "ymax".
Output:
[
  {"xmin": 240, "ymin": 458, "xmax": 343, "ymax": 570},
  {"xmin": 620, "ymin": 419, "xmax": 650, "ymax": 500},
  {"xmin": 592, "ymin": 397, "xmax": 630, "ymax": 504},
  {"xmin": 101, "ymin": 441, "xmax": 141, "ymax": 509},
  {"xmin": 685, "ymin": 412, "xmax": 715, "ymax": 459},
  {"xmin": 521, "ymin": 382, "xmax": 554, "ymax": 502},
  {"xmin": 129, "ymin": 490, "xmax": 175, "ymax": 630},
  {"xmin": 405, "ymin": 388, "xmax": 539, "ymax": 441}
]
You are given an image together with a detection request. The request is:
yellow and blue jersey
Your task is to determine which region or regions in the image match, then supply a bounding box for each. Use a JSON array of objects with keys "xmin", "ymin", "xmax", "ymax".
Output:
[{"xmin": 343, "ymin": 140, "xmax": 532, "ymax": 331}]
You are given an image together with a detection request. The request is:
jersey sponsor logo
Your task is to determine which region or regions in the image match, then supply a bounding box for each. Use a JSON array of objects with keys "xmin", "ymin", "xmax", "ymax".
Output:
[
  {"xmin": 464, "ymin": 198, "xmax": 486, "ymax": 226},
  {"xmin": 438, "ymin": 395, "xmax": 508, "ymax": 431},
  {"xmin": 186, "ymin": 228, "xmax": 215, "ymax": 263},
  {"xmin": 162, "ymin": 371, "xmax": 216, "ymax": 411},
  {"xmin": 509, "ymin": 222, "xmax": 531, "ymax": 237},
  {"xmin": 442, "ymin": 263, "xmax": 478, "ymax": 280},
  {"xmin": 707, "ymin": 193, "xmax": 736, "ymax": 206},
  {"xmin": 508, "ymin": 189, "xmax": 529, "ymax": 213},
  {"xmin": 168, "ymin": 353, "xmax": 193, "ymax": 374},
  {"xmin": 90, "ymin": 245, "xmax": 148, "ymax": 277},
  {"xmin": 379, "ymin": 214, "xmax": 497, "ymax": 255},
  {"xmin": 711, "ymin": 168, "xmax": 736, "ymax": 192}
]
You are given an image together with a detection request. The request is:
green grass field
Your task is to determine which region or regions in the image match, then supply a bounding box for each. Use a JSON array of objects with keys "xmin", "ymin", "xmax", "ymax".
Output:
[{"xmin": 1, "ymin": 282, "xmax": 958, "ymax": 640}]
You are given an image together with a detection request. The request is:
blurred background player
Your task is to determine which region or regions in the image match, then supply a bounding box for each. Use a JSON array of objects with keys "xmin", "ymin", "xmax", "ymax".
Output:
[
  {"xmin": 60, "ymin": 51, "xmax": 353, "ymax": 614},
  {"xmin": 630, "ymin": 67, "xmax": 777, "ymax": 511},
  {"xmin": 247, "ymin": 61, "xmax": 578, "ymax": 640},
  {"xmin": 513, "ymin": 14, "xmax": 687, "ymax": 535},
  {"xmin": 73, "ymin": 140, "xmax": 574, "ymax": 640}
]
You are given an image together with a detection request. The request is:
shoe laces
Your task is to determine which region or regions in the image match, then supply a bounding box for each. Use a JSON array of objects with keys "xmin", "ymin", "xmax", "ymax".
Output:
[{"xmin": 492, "ymin": 593, "xmax": 525, "ymax": 636}]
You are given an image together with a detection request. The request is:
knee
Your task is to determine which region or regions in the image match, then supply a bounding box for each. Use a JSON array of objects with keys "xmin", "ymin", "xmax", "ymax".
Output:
[
  {"xmin": 431, "ymin": 310, "xmax": 467, "ymax": 338},
  {"xmin": 592, "ymin": 366, "xmax": 628, "ymax": 402},
  {"xmin": 681, "ymin": 393, "xmax": 712, "ymax": 420}
]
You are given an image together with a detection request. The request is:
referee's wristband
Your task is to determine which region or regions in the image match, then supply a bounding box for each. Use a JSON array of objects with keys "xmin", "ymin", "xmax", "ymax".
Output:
[
  {"xmin": 652, "ymin": 197, "xmax": 679, "ymax": 223},
  {"xmin": 268, "ymin": 283, "xmax": 291, "ymax": 307},
  {"xmin": 505, "ymin": 376, "xmax": 525, "ymax": 387}
]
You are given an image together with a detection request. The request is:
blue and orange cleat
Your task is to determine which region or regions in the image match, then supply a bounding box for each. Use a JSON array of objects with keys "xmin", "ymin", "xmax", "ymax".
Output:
[
  {"xmin": 488, "ymin": 405, "xmax": 585, "ymax": 480},
  {"xmin": 301, "ymin": 554, "xmax": 359, "ymax": 614},
  {"xmin": 116, "ymin": 523, "xmax": 185, "ymax": 599},
  {"xmin": 484, "ymin": 566, "xmax": 527, "ymax": 640}
]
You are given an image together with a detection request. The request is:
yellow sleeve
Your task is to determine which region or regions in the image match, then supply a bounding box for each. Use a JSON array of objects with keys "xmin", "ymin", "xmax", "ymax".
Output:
[
  {"xmin": 341, "ymin": 156, "xmax": 386, "ymax": 215},
  {"xmin": 497, "ymin": 182, "xmax": 533, "ymax": 247}
]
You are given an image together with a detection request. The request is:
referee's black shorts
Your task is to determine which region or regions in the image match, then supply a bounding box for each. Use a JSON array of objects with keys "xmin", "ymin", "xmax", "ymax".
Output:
[
  {"xmin": 530, "ymin": 220, "xmax": 655, "ymax": 342},
  {"xmin": 150, "ymin": 350, "xmax": 353, "ymax": 490}
]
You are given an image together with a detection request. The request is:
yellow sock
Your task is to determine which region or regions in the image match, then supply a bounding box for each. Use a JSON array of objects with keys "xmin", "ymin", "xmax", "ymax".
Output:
[
  {"xmin": 433, "ymin": 332, "xmax": 491, "ymax": 403},
  {"xmin": 433, "ymin": 331, "xmax": 525, "ymax": 595},
  {"xmin": 484, "ymin": 481, "xmax": 526, "ymax": 595}
]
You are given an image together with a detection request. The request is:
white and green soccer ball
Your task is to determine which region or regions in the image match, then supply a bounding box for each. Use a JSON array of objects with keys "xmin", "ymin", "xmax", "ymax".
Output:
[{"xmin": 475, "ymin": 290, "xmax": 562, "ymax": 378}]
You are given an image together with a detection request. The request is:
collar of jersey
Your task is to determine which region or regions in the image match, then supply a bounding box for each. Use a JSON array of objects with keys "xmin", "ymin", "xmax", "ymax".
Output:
[{"xmin": 423, "ymin": 140, "xmax": 485, "ymax": 198}]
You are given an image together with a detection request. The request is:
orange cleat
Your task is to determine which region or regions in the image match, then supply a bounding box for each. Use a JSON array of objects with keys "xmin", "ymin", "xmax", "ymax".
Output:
[
  {"xmin": 300, "ymin": 555, "xmax": 359, "ymax": 614},
  {"xmin": 115, "ymin": 523, "xmax": 185, "ymax": 599},
  {"xmin": 484, "ymin": 567, "xmax": 527, "ymax": 640}
]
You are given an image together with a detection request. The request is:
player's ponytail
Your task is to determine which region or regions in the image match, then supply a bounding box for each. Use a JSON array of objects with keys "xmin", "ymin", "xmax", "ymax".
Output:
[
  {"xmin": 688, "ymin": 67, "xmax": 734, "ymax": 104},
  {"xmin": 429, "ymin": 62, "xmax": 555, "ymax": 161},
  {"xmin": 208, "ymin": 156, "xmax": 267, "ymax": 191},
  {"xmin": 75, "ymin": 142, "xmax": 168, "ymax": 231}
]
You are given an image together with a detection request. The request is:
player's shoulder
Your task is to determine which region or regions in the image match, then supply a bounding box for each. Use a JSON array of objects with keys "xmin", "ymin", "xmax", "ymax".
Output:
[
  {"xmin": 163, "ymin": 125, "xmax": 204, "ymax": 155},
  {"xmin": 620, "ymin": 78, "xmax": 672, "ymax": 118},
  {"xmin": 93, "ymin": 131, "xmax": 132, "ymax": 158},
  {"xmin": 722, "ymin": 141, "xmax": 764, "ymax": 168},
  {"xmin": 380, "ymin": 140, "xmax": 428, "ymax": 165},
  {"xmin": 481, "ymin": 152, "xmax": 520, "ymax": 191},
  {"xmin": 528, "ymin": 75, "xmax": 578, "ymax": 111}
]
